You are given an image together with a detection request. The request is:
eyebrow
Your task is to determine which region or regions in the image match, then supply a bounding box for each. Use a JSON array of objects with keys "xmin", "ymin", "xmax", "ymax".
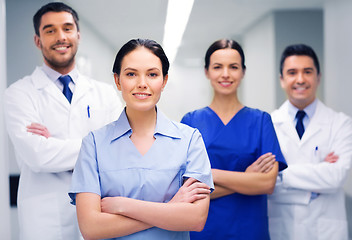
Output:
[
  {"xmin": 123, "ymin": 67, "xmax": 137, "ymax": 72},
  {"xmin": 287, "ymin": 67, "xmax": 314, "ymax": 71},
  {"xmin": 212, "ymin": 62, "xmax": 240, "ymax": 66},
  {"xmin": 42, "ymin": 22, "xmax": 75, "ymax": 31},
  {"xmin": 123, "ymin": 67, "xmax": 161, "ymax": 72}
]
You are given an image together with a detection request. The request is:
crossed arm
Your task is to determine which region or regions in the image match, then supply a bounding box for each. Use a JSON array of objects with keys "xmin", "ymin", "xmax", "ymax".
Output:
[
  {"xmin": 75, "ymin": 178, "xmax": 211, "ymax": 240},
  {"xmin": 211, "ymin": 153, "xmax": 278, "ymax": 199}
]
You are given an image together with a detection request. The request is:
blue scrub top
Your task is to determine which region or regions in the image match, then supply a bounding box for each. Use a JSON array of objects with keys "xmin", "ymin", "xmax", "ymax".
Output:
[
  {"xmin": 181, "ymin": 106, "xmax": 287, "ymax": 240},
  {"xmin": 69, "ymin": 108, "xmax": 214, "ymax": 240}
]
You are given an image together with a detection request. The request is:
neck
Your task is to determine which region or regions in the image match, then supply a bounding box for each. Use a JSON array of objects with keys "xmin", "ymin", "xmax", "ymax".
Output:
[
  {"xmin": 209, "ymin": 92, "xmax": 243, "ymax": 125},
  {"xmin": 210, "ymin": 92, "xmax": 242, "ymax": 113},
  {"xmin": 126, "ymin": 107, "xmax": 157, "ymax": 136},
  {"xmin": 44, "ymin": 60, "xmax": 75, "ymax": 75},
  {"xmin": 289, "ymin": 97, "xmax": 316, "ymax": 110}
]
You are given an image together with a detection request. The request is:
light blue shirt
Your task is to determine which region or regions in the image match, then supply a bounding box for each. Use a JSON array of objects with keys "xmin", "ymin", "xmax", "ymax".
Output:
[
  {"xmin": 287, "ymin": 98, "xmax": 318, "ymax": 130},
  {"xmin": 69, "ymin": 107, "xmax": 214, "ymax": 240},
  {"xmin": 41, "ymin": 63, "xmax": 77, "ymax": 93}
]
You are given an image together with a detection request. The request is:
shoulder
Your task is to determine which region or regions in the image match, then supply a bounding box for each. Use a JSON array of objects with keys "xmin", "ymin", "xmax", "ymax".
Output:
[
  {"xmin": 181, "ymin": 107, "xmax": 210, "ymax": 124},
  {"xmin": 271, "ymin": 101, "xmax": 289, "ymax": 123},
  {"xmin": 79, "ymin": 74, "xmax": 121, "ymax": 107},
  {"xmin": 242, "ymin": 106, "xmax": 272, "ymax": 122},
  {"xmin": 317, "ymin": 101, "xmax": 352, "ymax": 129},
  {"xmin": 83, "ymin": 75, "xmax": 116, "ymax": 92},
  {"xmin": 183, "ymin": 107, "xmax": 209, "ymax": 118},
  {"xmin": 4, "ymin": 72, "xmax": 37, "ymax": 103},
  {"xmin": 6, "ymin": 72, "xmax": 35, "ymax": 92},
  {"xmin": 87, "ymin": 120, "xmax": 118, "ymax": 143},
  {"xmin": 171, "ymin": 120, "xmax": 200, "ymax": 137},
  {"xmin": 158, "ymin": 109, "xmax": 201, "ymax": 140}
]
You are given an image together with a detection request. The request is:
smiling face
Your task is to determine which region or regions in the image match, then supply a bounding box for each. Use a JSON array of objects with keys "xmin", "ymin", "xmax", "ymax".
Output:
[
  {"xmin": 205, "ymin": 48, "xmax": 245, "ymax": 96},
  {"xmin": 34, "ymin": 11, "xmax": 80, "ymax": 74},
  {"xmin": 280, "ymin": 55, "xmax": 320, "ymax": 109},
  {"xmin": 114, "ymin": 47, "xmax": 167, "ymax": 113}
]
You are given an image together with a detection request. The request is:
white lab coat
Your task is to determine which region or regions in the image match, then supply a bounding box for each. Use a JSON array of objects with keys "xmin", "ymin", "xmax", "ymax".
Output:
[
  {"xmin": 268, "ymin": 100, "xmax": 352, "ymax": 240},
  {"xmin": 3, "ymin": 67, "xmax": 122, "ymax": 240}
]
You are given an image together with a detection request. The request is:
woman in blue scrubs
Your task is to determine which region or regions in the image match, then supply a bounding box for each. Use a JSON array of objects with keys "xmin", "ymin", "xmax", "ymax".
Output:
[
  {"xmin": 69, "ymin": 39, "xmax": 214, "ymax": 239},
  {"xmin": 181, "ymin": 39, "xmax": 287, "ymax": 240}
]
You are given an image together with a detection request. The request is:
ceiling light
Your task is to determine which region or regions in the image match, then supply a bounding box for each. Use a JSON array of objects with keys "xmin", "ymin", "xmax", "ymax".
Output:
[{"xmin": 162, "ymin": 0, "xmax": 194, "ymax": 64}]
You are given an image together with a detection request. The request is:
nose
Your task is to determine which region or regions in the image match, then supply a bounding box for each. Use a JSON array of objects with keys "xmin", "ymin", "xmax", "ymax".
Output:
[
  {"xmin": 222, "ymin": 68, "xmax": 229, "ymax": 78},
  {"xmin": 296, "ymin": 72, "xmax": 305, "ymax": 84},
  {"xmin": 56, "ymin": 29, "xmax": 67, "ymax": 42},
  {"xmin": 137, "ymin": 76, "xmax": 148, "ymax": 89}
]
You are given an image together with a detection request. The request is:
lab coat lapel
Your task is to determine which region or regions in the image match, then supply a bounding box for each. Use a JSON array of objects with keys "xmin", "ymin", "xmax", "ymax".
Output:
[
  {"xmin": 278, "ymin": 116, "xmax": 300, "ymax": 144},
  {"xmin": 274, "ymin": 101, "xmax": 301, "ymax": 144},
  {"xmin": 31, "ymin": 67, "xmax": 70, "ymax": 109},
  {"xmin": 300, "ymin": 100, "xmax": 327, "ymax": 143},
  {"xmin": 71, "ymin": 74, "xmax": 92, "ymax": 104}
]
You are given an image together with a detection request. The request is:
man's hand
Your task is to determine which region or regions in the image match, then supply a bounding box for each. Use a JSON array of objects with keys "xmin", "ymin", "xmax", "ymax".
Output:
[
  {"xmin": 26, "ymin": 123, "xmax": 51, "ymax": 138},
  {"xmin": 324, "ymin": 152, "xmax": 339, "ymax": 163}
]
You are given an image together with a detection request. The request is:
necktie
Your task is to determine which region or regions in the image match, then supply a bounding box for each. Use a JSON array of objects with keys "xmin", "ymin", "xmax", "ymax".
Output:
[
  {"xmin": 295, "ymin": 110, "xmax": 306, "ymax": 139},
  {"xmin": 58, "ymin": 75, "xmax": 73, "ymax": 103}
]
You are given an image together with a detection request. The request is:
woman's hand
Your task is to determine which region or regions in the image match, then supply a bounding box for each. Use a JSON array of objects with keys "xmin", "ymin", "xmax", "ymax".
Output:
[
  {"xmin": 169, "ymin": 177, "xmax": 211, "ymax": 204},
  {"xmin": 246, "ymin": 152, "xmax": 276, "ymax": 173},
  {"xmin": 101, "ymin": 196, "xmax": 124, "ymax": 215}
]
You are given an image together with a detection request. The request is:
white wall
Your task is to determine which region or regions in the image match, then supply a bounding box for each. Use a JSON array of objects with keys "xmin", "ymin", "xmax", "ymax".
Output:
[
  {"xmin": 324, "ymin": 0, "xmax": 352, "ymax": 117},
  {"xmin": 77, "ymin": 22, "xmax": 117, "ymax": 86},
  {"xmin": 158, "ymin": 64, "xmax": 212, "ymax": 121},
  {"xmin": 242, "ymin": 14, "xmax": 276, "ymax": 113},
  {"xmin": 0, "ymin": 0, "xmax": 11, "ymax": 238},
  {"xmin": 324, "ymin": 0, "xmax": 352, "ymax": 197}
]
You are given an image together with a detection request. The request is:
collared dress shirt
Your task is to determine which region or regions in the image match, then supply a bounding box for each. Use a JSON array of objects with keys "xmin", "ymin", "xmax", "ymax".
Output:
[
  {"xmin": 287, "ymin": 98, "xmax": 318, "ymax": 131},
  {"xmin": 41, "ymin": 63, "xmax": 77, "ymax": 93},
  {"xmin": 69, "ymin": 107, "xmax": 214, "ymax": 240}
]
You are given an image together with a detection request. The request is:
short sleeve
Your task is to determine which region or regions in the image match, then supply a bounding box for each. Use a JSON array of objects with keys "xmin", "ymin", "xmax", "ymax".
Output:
[
  {"xmin": 183, "ymin": 129, "xmax": 214, "ymax": 190},
  {"xmin": 261, "ymin": 113, "xmax": 287, "ymax": 171},
  {"xmin": 69, "ymin": 132, "xmax": 101, "ymax": 205}
]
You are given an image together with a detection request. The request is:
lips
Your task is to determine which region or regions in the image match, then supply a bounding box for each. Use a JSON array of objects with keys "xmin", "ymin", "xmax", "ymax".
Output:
[
  {"xmin": 218, "ymin": 81, "xmax": 233, "ymax": 87},
  {"xmin": 52, "ymin": 43, "xmax": 71, "ymax": 52},
  {"xmin": 133, "ymin": 92, "xmax": 151, "ymax": 99},
  {"xmin": 293, "ymin": 85, "xmax": 310, "ymax": 93}
]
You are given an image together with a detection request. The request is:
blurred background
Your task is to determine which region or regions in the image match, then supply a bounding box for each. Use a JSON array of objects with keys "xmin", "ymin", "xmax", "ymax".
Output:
[{"xmin": 1, "ymin": 0, "xmax": 352, "ymax": 239}]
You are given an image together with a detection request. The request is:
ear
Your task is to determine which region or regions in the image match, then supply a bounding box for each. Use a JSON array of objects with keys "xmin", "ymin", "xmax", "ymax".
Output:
[
  {"xmin": 317, "ymin": 73, "xmax": 321, "ymax": 85},
  {"xmin": 242, "ymin": 68, "xmax": 246, "ymax": 77},
  {"xmin": 204, "ymin": 68, "xmax": 210, "ymax": 79},
  {"xmin": 77, "ymin": 31, "xmax": 81, "ymax": 42},
  {"xmin": 161, "ymin": 74, "xmax": 168, "ymax": 91},
  {"xmin": 34, "ymin": 35, "xmax": 41, "ymax": 50},
  {"xmin": 279, "ymin": 74, "xmax": 285, "ymax": 89},
  {"xmin": 114, "ymin": 73, "xmax": 122, "ymax": 91}
]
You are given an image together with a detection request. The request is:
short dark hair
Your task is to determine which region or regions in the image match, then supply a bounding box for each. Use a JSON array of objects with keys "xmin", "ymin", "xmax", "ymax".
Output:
[
  {"xmin": 204, "ymin": 39, "xmax": 246, "ymax": 71},
  {"xmin": 280, "ymin": 44, "xmax": 320, "ymax": 75},
  {"xmin": 33, "ymin": 2, "xmax": 79, "ymax": 36},
  {"xmin": 112, "ymin": 38, "xmax": 170, "ymax": 77}
]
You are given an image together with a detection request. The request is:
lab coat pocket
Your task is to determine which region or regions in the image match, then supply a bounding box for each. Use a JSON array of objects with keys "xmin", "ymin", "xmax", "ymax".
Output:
[
  {"xmin": 86, "ymin": 106, "xmax": 114, "ymax": 131},
  {"xmin": 19, "ymin": 192, "xmax": 61, "ymax": 239},
  {"xmin": 317, "ymin": 218, "xmax": 348, "ymax": 240}
]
